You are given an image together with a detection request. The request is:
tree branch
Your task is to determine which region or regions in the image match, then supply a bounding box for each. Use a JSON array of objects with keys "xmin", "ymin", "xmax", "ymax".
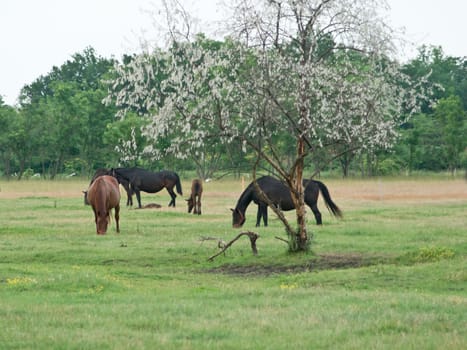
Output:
[
  {"xmin": 275, "ymin": 236, "xmax": 289, "ymax": 244},
  {"xmin": 207, "ymin": 231, "xmax": 260, "ymax": 261}
]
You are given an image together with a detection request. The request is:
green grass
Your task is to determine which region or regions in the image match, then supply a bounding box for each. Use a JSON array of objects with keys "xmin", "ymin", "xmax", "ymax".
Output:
[{"xmin": 0, "ymin": 178, "xmax": 466, "ymax": 349}]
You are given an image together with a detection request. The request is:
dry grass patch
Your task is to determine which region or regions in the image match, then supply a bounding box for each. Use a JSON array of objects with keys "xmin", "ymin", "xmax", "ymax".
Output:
[{"xmin": 329, "ymin": 178, "xmax": 467, "ymax": 203}]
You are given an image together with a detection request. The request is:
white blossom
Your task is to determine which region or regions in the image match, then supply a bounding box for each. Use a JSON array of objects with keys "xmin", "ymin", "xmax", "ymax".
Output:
[
  {"xmin": 115, "ymin": 127, "xmax": 139, "ymax": 165},
  {"xmin": 105, "ymin": 0, "xmax": 431, "ymax": 169}
]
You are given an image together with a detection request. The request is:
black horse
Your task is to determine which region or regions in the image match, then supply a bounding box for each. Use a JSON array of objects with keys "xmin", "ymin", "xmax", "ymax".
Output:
[
  {"xmin": 231, "ymin": 176, "xmax": 342, "ymax": 228},
  {"xmin": 111, "ymin": 167, "xmax": 183, "ymax": 208}
]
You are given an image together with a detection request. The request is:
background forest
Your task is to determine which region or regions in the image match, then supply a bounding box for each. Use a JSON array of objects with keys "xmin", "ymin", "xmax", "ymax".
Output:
[{"xmin": 0, "ymin": 45, "xmax": 466, "ymax": 180}]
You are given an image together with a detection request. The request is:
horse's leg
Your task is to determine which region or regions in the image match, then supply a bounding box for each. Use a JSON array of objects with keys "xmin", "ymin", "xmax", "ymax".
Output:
[
  {"xmin": 255, "ymin": 204, "xmax": 268, "ymax": 226},
  {"xmin": 309, "ymin": 203, "xmax": 322, "ymax": 225},
  {"xmin": 167, "ymin": 187, "xmax": 176, "ymax": 207},
  {"xmin": 92, "ymin": 208, "xmax": 100, "ymax": 234},
  {"xmin": 121, "ymin": 181, "xmax": 132, "ymax": 206},
  {"xmin": 191, "ymin": 194, "xmax": 197, "ymax": 214},
  {"xmin": 263, "ymin": 205, "xmax": 268, "ymax": 226},
  {"xmin": 126, "ymin": 191, "xmax": 133, "ymax": 206},
  {"xmin": 115, "ymin": 204, "xmax": 120, "ymax": 233},
  {"xmin": 306, "ymin": 183, "xmax": 323, "ymax": 225},
  {"xmin": 134, "ymin": 189, "xmax": 142, "ymax": 208},
  {"xmin": 194, "ymin": 195, "xmax": 198, "ymax": 215},
  {"xmin": 197, "ymin": 195, "xmax": 201, "ymax": 215},
  {"xmin": 192, "ymin": 196, "xmax": 197, "ymax": 214},
  {"xmin": 256, "ymin": 205, "xmax": 262, "ymax": 227}
]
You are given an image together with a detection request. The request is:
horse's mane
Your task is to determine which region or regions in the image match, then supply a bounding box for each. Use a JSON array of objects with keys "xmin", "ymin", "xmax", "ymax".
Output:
[{"xmin": 235, "ymin": 178, "xmax": 259, "ymax": 210}]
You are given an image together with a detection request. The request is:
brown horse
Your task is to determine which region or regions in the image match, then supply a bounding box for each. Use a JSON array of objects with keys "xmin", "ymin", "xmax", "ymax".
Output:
[
  {"xmin": 86, "ymin": 175, "xmax": 121, "ymax": 234},
  {"xmin": 187, "ymin": 179, "xmax": 203, "ymax": 215}
]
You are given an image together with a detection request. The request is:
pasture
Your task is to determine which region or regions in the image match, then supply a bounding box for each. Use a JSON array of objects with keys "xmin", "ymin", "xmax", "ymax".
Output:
[{"xmin": 0, "ymin": 177, "xmax": 466, "ymax": 349}]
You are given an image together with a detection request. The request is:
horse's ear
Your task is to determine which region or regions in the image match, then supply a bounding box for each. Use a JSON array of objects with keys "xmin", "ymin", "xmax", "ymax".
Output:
[{"xmin": 230, "ymin": 208, "xmax": 234, "ymax": 212}]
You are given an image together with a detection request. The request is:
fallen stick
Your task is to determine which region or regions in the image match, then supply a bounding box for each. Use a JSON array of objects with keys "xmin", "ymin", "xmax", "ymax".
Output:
[
  {"xmin": 199, "ymin": 236, "xmax": 226, "ymax": 249},
  {"xmin": 208, "ymin": 231, "xmax": 260, "ymax": 261},
  {"xmin": 275, "ymin": 236, "xmax": 289, "ymax": 244}
]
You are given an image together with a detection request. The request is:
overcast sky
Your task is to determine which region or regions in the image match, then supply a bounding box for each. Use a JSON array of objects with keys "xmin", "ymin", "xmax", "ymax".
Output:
[{"xmin": 1, "ymin": 0, "xmax": 466, "ymax": 106}]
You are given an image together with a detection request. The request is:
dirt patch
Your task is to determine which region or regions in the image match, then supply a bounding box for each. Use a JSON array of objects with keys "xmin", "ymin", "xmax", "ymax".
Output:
[{"xmin": 207, "ymin": 253, "xmax": 387, "ymax": 276}]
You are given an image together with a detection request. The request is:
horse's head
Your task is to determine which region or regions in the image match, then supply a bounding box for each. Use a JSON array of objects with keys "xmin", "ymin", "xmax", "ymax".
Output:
[
  {"xmin": 186, "ymin": 197, "xmax": 194, "ymax": 213},
  {"xmin": 231, "ymin": 208, "xmax": 245, "ymax": 228},
  {"xmin": 95, "ymin": 210, "xmax": 110, "ymax": 234}
]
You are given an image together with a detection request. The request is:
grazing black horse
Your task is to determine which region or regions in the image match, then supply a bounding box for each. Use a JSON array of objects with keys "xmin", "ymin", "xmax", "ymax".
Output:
[
  {"xmin": 231, "ymin": 176, "xmax": 342, "ymax": 228},
  {"xmin": 111, "ymin": 167, "xmax": 183, "ymax": 208}
]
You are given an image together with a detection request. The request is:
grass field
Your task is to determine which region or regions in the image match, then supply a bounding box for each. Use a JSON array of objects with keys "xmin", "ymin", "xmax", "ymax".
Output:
[{"xmin": 0, "ymin": 177, "xmax": 466, "ymax": 349}]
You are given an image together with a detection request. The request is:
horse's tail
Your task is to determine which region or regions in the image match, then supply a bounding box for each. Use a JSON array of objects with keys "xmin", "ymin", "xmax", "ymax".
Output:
[
  {"xmin": 175, "ymin": 173, "xmax": 183, "ymax": 195},
  {"xmin": 315, "ymin": 180, "xmax": 342, "ymax": 218}
]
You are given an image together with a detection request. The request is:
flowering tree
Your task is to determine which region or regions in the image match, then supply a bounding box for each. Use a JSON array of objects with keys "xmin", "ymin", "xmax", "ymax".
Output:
[{"xmin": 106, "ymin": 0, "xmax": 430, "ymax": 251}]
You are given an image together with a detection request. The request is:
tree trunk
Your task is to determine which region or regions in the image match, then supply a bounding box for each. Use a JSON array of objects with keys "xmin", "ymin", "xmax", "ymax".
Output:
[
  {"xmin": 18, "ymin": 157, "xmax": 26, "ymax": 180},
  {"xmin": 289, "ymin": 137, "xmax": 308, "ymax": 252},
  {"xmin": 2, "ymin": 156, "xmax": 11, "ymax": 178}
]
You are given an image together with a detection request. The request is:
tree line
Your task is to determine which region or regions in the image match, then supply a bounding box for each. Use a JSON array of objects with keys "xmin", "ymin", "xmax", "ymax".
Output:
[{"xmin": 0, "ymin": 45, "xmax": 465, "ymax": 180}]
